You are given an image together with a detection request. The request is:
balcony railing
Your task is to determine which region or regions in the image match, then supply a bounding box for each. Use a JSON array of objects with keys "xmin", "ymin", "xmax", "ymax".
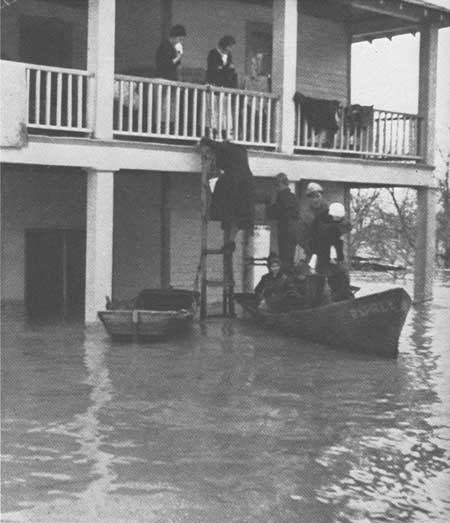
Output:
[
  {"xmin": 14, "ymin": 62, "xmax": 424, "ymax": 162},
  {"xmin": 294, "ymin": 101, "xmax": 422, "ymax": 160},
  {"xmin": 113, "ymin": 75, "xmax": 279, "ymax": 148},
  {"xmin": 26, "ymin": 64, "xmax": 93, "ymax": 133}
]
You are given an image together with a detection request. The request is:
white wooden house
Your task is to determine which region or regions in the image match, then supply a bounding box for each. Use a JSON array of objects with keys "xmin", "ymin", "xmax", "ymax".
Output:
[{"xmin": 1, "ymin": 0, "xmax": 449, "ymax": 322}]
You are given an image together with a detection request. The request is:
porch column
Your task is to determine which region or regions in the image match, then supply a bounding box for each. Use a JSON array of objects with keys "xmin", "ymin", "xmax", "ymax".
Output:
[
  {"xmin": 272, "ymin": 0, "xmax": 298, "ymax": 154},
  {"xmin": 85, "ymin": 169, "xmax": 114, "ymax": 323},
  {"xmin": 418, "ymin": 22, "xmax": 439, "ymax": 164},
  {"xmin": 414, "ymin": 22, "xmax": 438, "ymax": 302},
  {"xmin": 87, "ymin": 0, "xmax": 116, "ymax": 139},
  {"xmin": 414, "ymin": 187, "xmax": 436, "ymax": 303}
]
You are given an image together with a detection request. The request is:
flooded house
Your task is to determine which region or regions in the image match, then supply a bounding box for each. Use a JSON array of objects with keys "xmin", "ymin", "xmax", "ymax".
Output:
[{"xmin": 1, "ymin": 0, "xmax": 449, "ymax": 323}]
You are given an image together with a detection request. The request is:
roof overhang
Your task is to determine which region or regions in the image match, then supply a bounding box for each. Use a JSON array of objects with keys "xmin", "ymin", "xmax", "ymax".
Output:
[{"xmin": 338, "ymin": 0, "xmax": 450, "ymax": 42}]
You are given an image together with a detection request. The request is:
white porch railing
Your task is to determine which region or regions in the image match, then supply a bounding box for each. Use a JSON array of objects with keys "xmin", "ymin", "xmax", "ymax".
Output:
[
  {"xmin": 113, "ymin": 75, "xmax": 279, "ymax": 148},
  {"xmin": 294, "ymin": 102, "xmax": 422, "ymax": 160},
  {"xmin": 26, "ymin": 64, "xmax": 93, "ymax": 133}
]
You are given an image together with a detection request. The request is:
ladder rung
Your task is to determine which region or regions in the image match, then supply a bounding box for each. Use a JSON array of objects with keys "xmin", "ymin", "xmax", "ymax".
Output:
[
  {"xmin": 203, "ymin": 248, "xmax": 223, "ymax": 255},
  {"xmin": 206, "ymin": 279, "xmax": 225, "ymax": 287}
]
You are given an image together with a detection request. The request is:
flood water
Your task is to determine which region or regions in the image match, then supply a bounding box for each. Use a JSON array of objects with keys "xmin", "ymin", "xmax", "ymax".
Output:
[{"xmin": 2, "ymin": 272, "xmax": 450, "ymax": 522}]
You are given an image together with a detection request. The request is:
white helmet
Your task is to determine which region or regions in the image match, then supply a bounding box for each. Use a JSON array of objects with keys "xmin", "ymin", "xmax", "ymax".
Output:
[
  {"xmin": 329, "ymin": 202, "xmax": 346, "ymax": 219},
  {"xmin": 305, "ymin": 182, "xmax": 323, "ymax": 195}
]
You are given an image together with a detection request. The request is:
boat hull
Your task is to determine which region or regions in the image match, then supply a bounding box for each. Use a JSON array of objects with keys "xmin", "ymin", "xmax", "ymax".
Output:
[
  {"xmin": 98, "ymin": 309, "xmax": 193, "ymax": 341},
  {"xmin": 235, "ymin": 287, "xmax": 411, "ymax": 358}
]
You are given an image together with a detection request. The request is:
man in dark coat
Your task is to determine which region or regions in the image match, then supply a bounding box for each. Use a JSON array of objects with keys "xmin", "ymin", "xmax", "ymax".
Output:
[
  {"xmin": 308, "ymin": 197, "xmax": 353, "ymax": 302},
  {"xmin": 254, "ymin": 253, "xmax": 301, "ymax": 312},
  {"xmin": 155, "ymin": 24, "xmax": 186, "ymax": 81},
  {"xmin": 266, "ymin": 173, "xmax": 300, "ymax": 271},
  {"xmin": 201, "ymin": 138, "xmax": 254, "ymax": 249},
  {"xmin": 206, "ymin": 35, "xmax": 238, "ymax": 88}
]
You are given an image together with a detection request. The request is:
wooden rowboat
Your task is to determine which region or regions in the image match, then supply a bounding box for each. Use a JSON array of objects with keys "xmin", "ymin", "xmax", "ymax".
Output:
[
  {"xmin": 234, "ymin": 287, "xmax": 411, "ymax": 358},
  {"xmin": 98, "ymin": 289, "xmax": 197, "ymax": 341}
]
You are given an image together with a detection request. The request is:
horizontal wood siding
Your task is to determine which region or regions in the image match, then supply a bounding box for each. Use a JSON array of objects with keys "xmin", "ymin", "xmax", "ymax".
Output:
[
  {"xmin": 113, "ymin": 172, "xmax": 162, "ymax": 300},
  {"xmin": 298, "ymin": 15, "xmax": 349, "ymax": 103}
]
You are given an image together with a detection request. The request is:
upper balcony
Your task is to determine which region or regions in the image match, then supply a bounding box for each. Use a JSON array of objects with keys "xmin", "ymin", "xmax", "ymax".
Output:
[{"xmin": 1, "ymin": 0, "xmax": 449, "ymax": 171}]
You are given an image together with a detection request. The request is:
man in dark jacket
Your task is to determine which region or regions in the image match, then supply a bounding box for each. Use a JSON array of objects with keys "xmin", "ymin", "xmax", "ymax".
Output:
[
  {"xmin": 155, "ymin": 24, "xmax": 187, "ymax": 81},
  {"xmin": 266, "ymin": 173, "xmax": 300, "ymax": 271},
  {"xmin": 254, "ymin": 253, "xmax": 301, "ymax": 312},
  {"xmin": 309, "ymin": 201, "xmax": 353, "ymax": 302},
  {"xmin": 206, "ymin": 35, "xmax": 238, "ymax": 88}
]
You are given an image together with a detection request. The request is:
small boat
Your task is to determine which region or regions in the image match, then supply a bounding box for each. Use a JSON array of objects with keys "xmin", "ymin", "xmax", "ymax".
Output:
[
  {"xmin": 234, "ymin": 287, "xmax": 411, "ymax": 358},
  {"xmin": 98, "ymin": 289, "xmax": 198, "ymax": 341}
]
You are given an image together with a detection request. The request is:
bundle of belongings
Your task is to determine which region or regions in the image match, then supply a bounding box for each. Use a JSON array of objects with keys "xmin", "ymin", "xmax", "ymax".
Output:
[
  {"xmin": 200, "ymin": 138, "xmax": 255, "ymax": 231},
  {"xmin": 344, "ymin": 104, "xmax": 374, "ymax": 134},
  {"xmin": 293, "ymin": 92, "xmax": 342, "ymax": 134}
]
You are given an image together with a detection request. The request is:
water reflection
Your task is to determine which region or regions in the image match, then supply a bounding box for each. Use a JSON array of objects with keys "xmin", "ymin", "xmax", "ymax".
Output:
[{"xmin": 1, "ymin": 273, "xmax": 450, "ymax": 522}]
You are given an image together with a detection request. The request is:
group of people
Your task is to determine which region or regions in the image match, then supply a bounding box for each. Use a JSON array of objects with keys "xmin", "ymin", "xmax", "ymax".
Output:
[
  {"xmin": 155, "ymin": 25, "xmax": 237, "ymax": 88},
  {"xmin": 256, "ymin": 175, "xmax": 354, "ymax": 312}
]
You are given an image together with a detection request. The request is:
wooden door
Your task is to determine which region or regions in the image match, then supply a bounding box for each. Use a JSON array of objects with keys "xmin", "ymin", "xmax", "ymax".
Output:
[{"xmin": 25, "ymin": 229, "xmax": 85, "ymax": 322}]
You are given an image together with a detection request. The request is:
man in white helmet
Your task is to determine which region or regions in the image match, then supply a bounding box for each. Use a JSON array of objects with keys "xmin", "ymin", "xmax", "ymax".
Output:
[{"xmin": 309, "ymin": 199, "xmax": 353, "ymax": 302}]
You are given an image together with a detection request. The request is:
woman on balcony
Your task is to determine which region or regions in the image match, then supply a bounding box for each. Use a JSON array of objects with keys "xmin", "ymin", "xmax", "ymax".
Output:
[
  {"xmin": 155, "ymin": 24, "xmax": 187, "ymax": 133},
  {"xmin": 206, "ymin": 35, "xmax": 238, "ymax": 139}
]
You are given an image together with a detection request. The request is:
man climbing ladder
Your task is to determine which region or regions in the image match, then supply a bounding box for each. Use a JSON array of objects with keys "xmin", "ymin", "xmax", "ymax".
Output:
[{"xmin": 197, "ymin": 138, "xmax": 255, "ymax": 319}]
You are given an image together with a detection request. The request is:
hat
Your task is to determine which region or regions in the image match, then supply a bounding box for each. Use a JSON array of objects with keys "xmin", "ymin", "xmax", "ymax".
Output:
[
  {"xmin": 329, "ymin": 202, "xmax": 346, "ymax": 219},
  {"xmin": 306, "ymin": 182, "xmax": 323, "ymax": 195}
]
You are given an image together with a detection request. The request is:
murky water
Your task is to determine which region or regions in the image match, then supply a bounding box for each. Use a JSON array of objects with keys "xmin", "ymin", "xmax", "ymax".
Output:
[{"xmin": 2, "ymin": 273, "xmax": 450, "ymax": 522}]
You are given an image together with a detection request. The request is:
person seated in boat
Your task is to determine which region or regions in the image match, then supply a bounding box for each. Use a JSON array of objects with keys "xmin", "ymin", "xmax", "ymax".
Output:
[
  {"xmin": 309, "ymin": 202, "xmax": 354, "ymax": 303},
  {"xmin": 254, "ymin": 253, "xmax": 303, "ymax": 312}
]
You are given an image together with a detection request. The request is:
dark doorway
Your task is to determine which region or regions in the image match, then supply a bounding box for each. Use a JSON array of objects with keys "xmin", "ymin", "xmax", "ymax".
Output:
[{"xmin": 25, "ymin": 229, "xmax": 85, "ymax": 322}]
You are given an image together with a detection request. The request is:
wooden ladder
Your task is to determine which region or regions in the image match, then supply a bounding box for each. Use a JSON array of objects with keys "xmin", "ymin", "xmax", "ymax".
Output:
[{"xmin": 196, "ymin": 143, "xmax": 235, "ymax": 319}]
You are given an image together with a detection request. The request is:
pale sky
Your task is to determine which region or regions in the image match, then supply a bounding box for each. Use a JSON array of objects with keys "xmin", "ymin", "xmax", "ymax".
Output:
[{"xmin": 352, "ymin": 19, "xmax": 450, "ymax": 167}]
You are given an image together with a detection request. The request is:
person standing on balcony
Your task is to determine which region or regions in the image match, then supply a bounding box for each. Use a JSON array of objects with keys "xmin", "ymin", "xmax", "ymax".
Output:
[
  {"xmin": 155, "ymin": 24, "xmax": 187, "ymax": 81},
  {"xmin": 155, "ymin": 24, "xmax": 187, "ymax": 133},
  {"xmin": 265, "ymin": 173, "xmax": 300, "ymax": 272},
  {"xmin": 206, "ymin": 35, "xmax": 238, "ymax": 139}
]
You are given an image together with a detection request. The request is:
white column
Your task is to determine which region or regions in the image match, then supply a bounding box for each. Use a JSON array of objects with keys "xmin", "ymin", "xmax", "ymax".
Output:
[
  {"xmin": 418, "ymin": 22, "xmax": 439, "ymax": 164},
  {"xmin": 85, "ymin": 170, "xmax": 114, "ymax": 323},
  {"xmin": 272, "ymin": 0, "xmax": 298, "ymax": 154},
  {"xmin": 87, "ymin": 0, "xmax": 116, "ymax": 139},
  {"xmin": 414, "ymin": 22, "xmax": 438, "ymax": 302},
  {"xmin": 414, "ymin": 187, "xmax": 436, "ymax": 303}
]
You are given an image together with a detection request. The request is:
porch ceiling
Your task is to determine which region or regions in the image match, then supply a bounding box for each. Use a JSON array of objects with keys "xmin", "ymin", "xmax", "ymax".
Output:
[
  {"xmin": 245, "ymin": 0, "xmax": 450, "ymax": 41},
  {"xmin": 300, "ymin": 0, "xmax": 450, "ymax": 42}
]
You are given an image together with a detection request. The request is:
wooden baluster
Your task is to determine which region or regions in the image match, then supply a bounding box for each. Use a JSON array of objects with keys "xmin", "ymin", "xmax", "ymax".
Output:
[
  {"xmin": 128, "ymin": 81, "xmax": 134, "ymax": 132},
  {"xmin": 193, "ymin": 88, "xmax": 198, "ymax": 138},
  {"xmin": 243, "ymin": 94, "xmax": 248, "ymax": 142},
  {"xmin": 183, "ymin": 87, "xmax": 189, "ymax": 137},
  {"xmin": 266, "ymin": 98, "xmax": 272, "ymax": 144},
  {"xmin": 234, "ymin": 93, "xmax": 240, "ymax": 141},
  {"xmin": 174, "ymin": 85, "xmax": 181, "ymax": 136},
  {"xmin": 402, "ymin": 116, "xmax": 407, "ymax": 156},
  {"xmin": 258, "ymin": 96, "xmax": 263, "ymax": 144},
  {"xmin": 118, "ymin": 80, "xmax": 124, "ymax": 132},
  {"xmin": 147, "ymin": 82, "xmax": 153, "ymax": 134},
  {"xmin": 156, "ymin": 83, "xmax": 162, "ymax": 134},
  {"xmin": 67, "ymin": 74, "xmax": 73, "ymax": 128},
  {"xmin": 165, "ymin": 85, "xmax": 171, "ymax": 134},
  {"xmin": 137, "ymin": 82, "xmax": 143, "ymax": 134},
  {"xmin": 56, "ymin": 72, "xmax": 62, "ymax": 128},
  {"xmin": 250, "ymin": 96, "xmax": 256, "ymax": 143},
  {"xmin": 45, "ymin": 71, "xmax": 51, "ymax": 125},
  {"xmin": 77, "ymin": 75, "xmax": 83, "ymax": 129},
  {"xmin": 35, "ymin": 70, "xmax": 41, "ymax": 125}
]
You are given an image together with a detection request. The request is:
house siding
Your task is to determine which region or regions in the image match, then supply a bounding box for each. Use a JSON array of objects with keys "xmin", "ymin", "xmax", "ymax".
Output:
[
  {"xmin": 298, "ymin": 15, "xmax": 349, "ymax": 103},
  {"xmin": 0, "ymin": 166, "xmax": 86, "ymax": 302},
  {"xmin": 112, "ymin": 172, "xmax": 163, "ymax": 300}
]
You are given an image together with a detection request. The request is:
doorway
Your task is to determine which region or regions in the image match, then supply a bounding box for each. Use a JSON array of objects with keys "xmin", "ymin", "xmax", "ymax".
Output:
[{"xmin": 25, "ymin": 229, "xmax": 85, "ymax": 322}]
